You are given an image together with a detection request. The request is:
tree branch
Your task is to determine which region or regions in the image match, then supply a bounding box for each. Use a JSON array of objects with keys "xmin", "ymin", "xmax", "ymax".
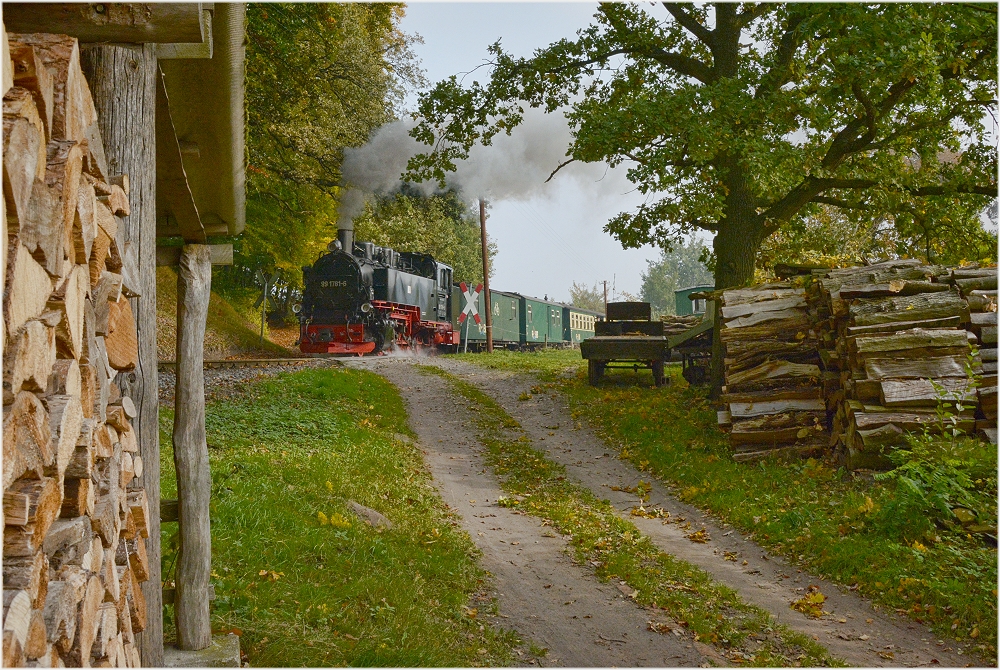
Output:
[{"xmin": 664, "ymin": 3, "xmax": 714, "ymax": 47}]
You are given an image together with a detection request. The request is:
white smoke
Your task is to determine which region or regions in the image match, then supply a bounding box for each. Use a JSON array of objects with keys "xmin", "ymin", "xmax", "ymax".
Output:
[{"xmin": 338, "ymin": 108, "xmax": 632, "ymax": 224}]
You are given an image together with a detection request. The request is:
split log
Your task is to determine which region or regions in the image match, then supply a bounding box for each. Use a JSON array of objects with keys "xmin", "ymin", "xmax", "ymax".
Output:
[
  {"xmin": 105, "ymin": 405, "xmax": 129, "ymax": 432},
  {"xmin": 851, "ymin": 409, "xmax": 976, "ymax": 434},
  {"xmin": 981, "ymin": 325, "xmax": 997, "ymax": 345},
  {"xmin": 91, "ymin": 603, "xmax": 116, "ymax": 660},
  {"xmin": 3, "ymin": 476, "xmax": 59, "ymax": 527},
  {"xmin": 4, "ymin": 239, "xmax": 52, "ymax": 337},
  {"xmin": 3, "ymin": 590, "xmax": 31, "ymax": 652},
  {"xmin": 47, "ymin": 264, "xmax": 88, "ymax": 360},
  {"xmin": 4, "ymin": 318, "xmax": 56, "ymax": 394},
  {"xmin": 42, "ymin": 581, "xmax": 77, "ymax": 653},
  {"xmin": 23, "ymin": 610, "xmax": 46, "ymax": 660},
  {"xmin": 99, "ymin": 185, "xmax": 129, "ymax": 217},
  {"xmin": 729, "ymin": 399, "xmax": 826, "ymax": 419},
  {"xmin": 60, "ymin": 478, "xmax": 93, "ymax": 517},
  {"xmin": 837, "ymin": 280, "xmax": 950, "ymax": 300},
  {"xmin": 72, "ymin": 174, "xmax": 96, "ymax": 264},
  {"xmin": 44, "ymin": 394, "xmax": 83, "ymax": 480},
  {"xmin": 880, "ymin": 378, "xmax": 978, "ymax": 408},
  {"xmin": 104, "ymin": 298, "xmax": 137, "ymax": 371},
  {"xmin": 65, "ymin": 575, "xmax": 102, "ymax": 666},
  {"xmin": 955, "ymin": 275, "xmax": 997, "ymax": 295},
  {"xmin": 3, "ymin": 88, "xmax": 47, "ymax": 223},
  {"xmin": 8, "ymin": 43, "xmax": 54, "ymax": 136},
  {"xmin": 852, "ymin": 328, "xmax": 970, "ymax": 356},
  {"xmin": 88, "ymin": 225, "xmax": 111, "ymax": 289},
  {"xmin": 126, "ymin": 491, "xmax": 149, "ymax": 539},
  {"xmin": 2, "ymin": 553, "xmax": 45, "ymax": 605},
  {"xmin": 92, "ymin": 271, "xmax": 122, "ymax": 334},
  {"xmin": 726, "ymin": 360, "xmax": 821, "ymax": 388},
  {"xmin": 45, "ymin": 139, "xmax": 83, "ymax": 252},
  {"xmin": 41, "ymin": 517, "xmax": 88, "ymax": 557},
  {"xmin": 118, "ymin": 424, "xmax": 137, "ymax": 454},
  {"xmin": 101, "ymin": 551, "xmax": 119, "ymax": 604},
  {"xmin": 94, "ymin": 424, "xmax": 113, "ymax": 460},
  {"xmin": 2, "ymin": 391, "xmax": 53, "ymax": 489},
  {"xmin": 126, "ymin": 570, "xmax": 146, "ymax": 633},
  {"xmin": 721, "ymin": 295, "xmax": 807, "ymax": 320},
  {"xmin": 47, "ymin": 358, "xmax": 80, "ymax": 398},
  {"xmin": 723, "ymin": 307, "xmax": 810, "ymax": 330},
  {"xmin": 849, "ymin": 291, "xmax": 969, "ymax": 327},
  {"xmin": 864, "ymin": 355, "xmax": 978, "ymax": 381},
  {"xmin": 720, "ymin": 287, "xmax": 803, "ymax": 306},
  {"xmin": 2, "ymin": 631, "xmax": 24, "ymax": 668},
  {"xmin": 843, "ymin": 316, "xmax": 962, "ymax": 338},
  {"xmin": 79, "ymin": 362, "xmax": 96, "ymax": 422},
  {"xmin": 132, "ymin": 455, "xmax": 143, "ymax": 480}
]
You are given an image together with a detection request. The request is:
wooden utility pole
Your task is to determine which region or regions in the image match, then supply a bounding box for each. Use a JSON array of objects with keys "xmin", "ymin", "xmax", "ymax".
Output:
[
  {"xmin": 603, "ymin": 280, "xmax": 608, "ymax": 313},
  {"xmin": 80, "ymin": 43, "xmax": 164, "ymax": 666},
  {"xmin": 173, "ymin": 245, "xmax": 213, "ymax": 650},
  {"xmin": 480, "ymin": 198, "xmax": 493, "ymax": 353}
]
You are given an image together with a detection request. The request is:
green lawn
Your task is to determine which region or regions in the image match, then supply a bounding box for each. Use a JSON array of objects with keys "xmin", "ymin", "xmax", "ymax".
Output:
[
  {"xmin": 159, "ymin": 367, "xmax": 519, "ymax": 666},
  {"xmin": 451, "ymin": 349, "xmax": 998, "ymax": 659}
]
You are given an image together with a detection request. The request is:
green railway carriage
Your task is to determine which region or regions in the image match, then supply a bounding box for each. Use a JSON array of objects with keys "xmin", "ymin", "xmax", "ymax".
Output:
[
  {"xmin": 451, "ymin": 285, "xmax": 520, "ymax": 349},
  {"xmin": 563, "ymin": 305, "xmax": 603, "ymax": 344},
  {"xmin": 513, "ymin": 294, "xmax": 565, "ymax": 346}
]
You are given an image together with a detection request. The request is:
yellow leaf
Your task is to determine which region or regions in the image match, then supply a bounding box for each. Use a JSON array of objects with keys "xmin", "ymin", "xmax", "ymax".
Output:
[
  {"xmin": 325, "ymin": 481, "xmax": 333, "ymax": 492},
  {"xmin": 318, "ymin": 511, "xmax": 329, "ymax": 525}
]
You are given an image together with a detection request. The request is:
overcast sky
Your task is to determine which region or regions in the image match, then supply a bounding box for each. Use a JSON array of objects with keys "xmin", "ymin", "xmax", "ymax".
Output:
[{"xmin": 398, "ymin": 2, "xmax": 664, "ymax": 302}]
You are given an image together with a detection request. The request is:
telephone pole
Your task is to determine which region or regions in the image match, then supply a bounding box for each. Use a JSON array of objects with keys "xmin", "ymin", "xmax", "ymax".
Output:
[
  {"xmin": 480, "ymin": 198, "xmax": 493, "ymax": 353},
  {"xmin": 603, "ymin": 280, "xmax": 608, "ymax": 314}
]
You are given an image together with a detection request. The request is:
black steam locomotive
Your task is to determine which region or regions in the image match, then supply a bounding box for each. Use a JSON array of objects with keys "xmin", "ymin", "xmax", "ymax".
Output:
[{"xmin": 298, "ymin": 230, "xmax": 459, "ymax": 355}]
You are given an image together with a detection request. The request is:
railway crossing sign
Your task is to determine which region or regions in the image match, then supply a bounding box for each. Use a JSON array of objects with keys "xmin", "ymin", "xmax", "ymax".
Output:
[{"xmin": 458, "ymin": 282, "xmax": 483, "ymax": 324}]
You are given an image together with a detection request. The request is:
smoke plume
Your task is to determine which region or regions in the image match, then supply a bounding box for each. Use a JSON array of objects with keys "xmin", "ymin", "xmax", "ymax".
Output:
[{"xmin": 338, "ymin": 108, "xmax": 631, "ymax": 224}]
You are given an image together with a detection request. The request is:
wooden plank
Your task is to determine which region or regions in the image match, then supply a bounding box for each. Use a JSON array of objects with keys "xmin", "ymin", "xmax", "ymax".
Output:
[
  {"xmin": 880, "ymin": 378, "xmax": 977, "ymax": 408},
  {"xmin": 723, "ymin": 307, "xmax": 808, "ymax": 329},
  {"xmin": 728, "ymin": 399, "xmax": 826, "ymax": 418},
  {"xmin": 79, "ymin": 42, "xmax": 163, "ymax": 666},
  {"xmin": 172, "ymin": 245, "xmax": 213, "ymax": 651},
  {"xmin": 3, "ymin": 4, "xmax": 205, "ymax": 44},
  {"xmin": 852, "ymin": 328, "xmax": 970, "ymax": 355},
  {"xmin": 849, "ymin": 291, "xmax": 968, "ymax": 327},
  {"xmin": 155, "ymin": 244, "xmax": 233, "ymax": 267},
  {"xmin": 720, "ymin": 295, "xmax": 806, "ymax": 320},
  {"xmin": 844, "ymin": 316, "xmax": 961, "ymax": 337},
  {"xmin": 864, "ymin": 355, "xmax": 978, "ymax": 381},
  {"xmin": 725, "ymin": 360, "xmax": 820, "ymax": 387}
]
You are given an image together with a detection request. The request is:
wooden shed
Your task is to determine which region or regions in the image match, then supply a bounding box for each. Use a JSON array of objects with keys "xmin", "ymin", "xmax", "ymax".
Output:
[{"xmin": 3, "ymin": 3, "xmax": 245, "ymax": 665}]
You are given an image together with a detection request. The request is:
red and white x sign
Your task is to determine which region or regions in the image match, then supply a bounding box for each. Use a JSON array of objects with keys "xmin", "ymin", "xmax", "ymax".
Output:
[{"xmin": 458, "ymin": 282, "xmax": 483, "ymax": 324}]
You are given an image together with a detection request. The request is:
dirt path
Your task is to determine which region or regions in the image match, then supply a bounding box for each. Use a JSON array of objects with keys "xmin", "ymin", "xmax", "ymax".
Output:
[{"xmin": 358, "ymin": 356, "xmax": 986, "ymax": 668}]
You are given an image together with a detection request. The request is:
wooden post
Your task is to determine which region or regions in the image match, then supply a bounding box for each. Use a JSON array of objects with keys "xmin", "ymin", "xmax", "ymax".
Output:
[
  {"xmin": 603, "ymin": 280, "xmax": 608, "ymax": 314},
  {"xmin": 173, "ymin": 245, "xmax": 213, "ymax": 650},
  {"xmin": 480, "ymin": 198, "xmax": 493, "ymax": 353},
  {"xmin": 79, "ymin": 43, "xmax": 163, "ymax": 666}
]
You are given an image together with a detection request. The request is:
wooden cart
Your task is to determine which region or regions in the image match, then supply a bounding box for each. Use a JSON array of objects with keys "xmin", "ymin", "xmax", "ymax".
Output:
[{"xmin": 580, "ymin": 302, "xmax": 670, "ymax": 386}]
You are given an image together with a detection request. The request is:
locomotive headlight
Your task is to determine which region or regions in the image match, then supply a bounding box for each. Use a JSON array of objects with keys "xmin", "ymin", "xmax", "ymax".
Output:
[
  {"xmin": 361, "ymin": 302, "xmax": 373, "ymax": 314},
  {"xmin": 291, "ymin": 302, "xmax": 302, "ymax": 314}
]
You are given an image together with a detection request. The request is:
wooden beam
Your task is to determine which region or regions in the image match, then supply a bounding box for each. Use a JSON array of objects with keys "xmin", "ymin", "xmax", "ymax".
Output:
[
  {"xmin": 79, "ymin": 42, "xmax": 163, "ymax": 667},
  {"xmin": 156, "ymin": 10, "xmax": 213, "ymax": 60},
  {"xmin": 156, "ymin": 244, "xmax": 233, "ymax": 267},
  {"xmin": 3, "ymin": 3, "xmax": 205, "ymax": 44},
  {"xmin": 155, "ymin": 65, "xmax": 204, "ymax": 243},
  {"xmin": 172, "ymin": 245, "xmax": 213, "ymax": 651}
]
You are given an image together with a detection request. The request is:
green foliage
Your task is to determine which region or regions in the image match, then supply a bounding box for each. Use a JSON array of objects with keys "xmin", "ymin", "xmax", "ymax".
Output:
[
  {"xmin": 568, "ymin": 281, "xmax": 604, "ymax": 312},
  {"xmin": 408, "ymin": 3, "xmax": 997, "ymax": 287},
  {"xmin": 221, "ymin": 3, "xmax": 423, "ymax": 295},
  {"xmin": 353, "ymin": 188, "xmax": 494, "ymax": 283},
  {"xmin": 158, "ymin": 367, "xmax": 518, "ymax": 666},
  {"xmin": 640, "ymin": 238, "xmax": 713, "ymax": 315}
]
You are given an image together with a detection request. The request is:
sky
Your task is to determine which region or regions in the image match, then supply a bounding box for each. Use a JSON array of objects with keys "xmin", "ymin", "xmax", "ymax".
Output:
[{"xmin": 397, "ymin": 2, "xmax": 666, "ymax": 303}]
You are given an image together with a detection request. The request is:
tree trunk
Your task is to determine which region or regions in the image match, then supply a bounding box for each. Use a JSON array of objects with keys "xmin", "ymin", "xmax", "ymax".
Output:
[
  {"xmin": 78, "ymin": 43, "xmax": 162, "ymax": 666},
  {"xmin": 172, "ymin": 245, "xmax": 213, "ymax": 650}
]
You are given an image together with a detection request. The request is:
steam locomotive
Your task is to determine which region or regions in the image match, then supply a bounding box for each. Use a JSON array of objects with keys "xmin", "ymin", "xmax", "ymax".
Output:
[{"xmin": 298, "ymin": 229, "xmax": 459, "ymax": 355}]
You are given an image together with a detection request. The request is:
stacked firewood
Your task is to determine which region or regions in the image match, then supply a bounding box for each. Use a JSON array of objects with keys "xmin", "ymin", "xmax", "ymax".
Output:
[
  {"xmin": 660, "ymin": 314, "xmax": 702, "ymax": 337},
  {"xmin": 808, "ymin": 260, "xmax": 984, "ymax": 468},
  {"xmin": 948, "ymin": 266, "xmax": 997, "ymax": 442},
  {"xmin": 3, "ymin": 34, "xmax": 149, "ymax": 668},
  {"xmin": 717, "ymin": 283, "xmax": 828, "ymax": 461}
]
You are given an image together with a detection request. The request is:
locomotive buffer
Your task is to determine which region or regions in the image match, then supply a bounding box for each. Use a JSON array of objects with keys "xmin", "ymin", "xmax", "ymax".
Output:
[{"xmin": 580, "ymin": 302, "xmax": 670, "ymax": 386}]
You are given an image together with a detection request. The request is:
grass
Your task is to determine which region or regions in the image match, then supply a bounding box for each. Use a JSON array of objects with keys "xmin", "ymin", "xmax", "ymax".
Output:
[
  {"xmin": 158, "ymin": 367, "xmax": 519, "ymax": 666},
  {"xmin": 450, "ymin": 349, "xmax": 999, "ymax": 660},
  {"xmin": 420, "ymin": 364, "xmax": 840, "ymax": 667},
  {"xmin": 156, "ymin": 266, "xmax": 289, "ymax": 360}
]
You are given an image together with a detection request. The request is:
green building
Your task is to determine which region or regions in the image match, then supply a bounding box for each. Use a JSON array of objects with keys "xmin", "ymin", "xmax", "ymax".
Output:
[{"xmin": 674, "ymin": 284, "xmax": 714, "ymax": 316}]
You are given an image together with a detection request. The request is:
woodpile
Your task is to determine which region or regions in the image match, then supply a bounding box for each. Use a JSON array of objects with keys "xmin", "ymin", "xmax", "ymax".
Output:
[
  {"xmin": 806, "ymin": 260, "xmax": 988, "ymax": 468},
  {"xmin": 4, "ymin": 33, "xmax": 149, "ymax": 668},
  {"xmin": 659, "ymin": 314, "xmax": 702, "ymax": 338},
  {"xmin": 716, "ymin": 283, "xmax": 828, "ymax": 461},
  {"xmin": 948, "ymin": 266, "xmax": 997, "ymax": 443}
]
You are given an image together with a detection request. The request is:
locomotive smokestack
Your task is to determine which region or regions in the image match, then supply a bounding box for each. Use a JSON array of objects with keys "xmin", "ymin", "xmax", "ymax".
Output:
[{"xmin": 337, "ymin": 221, "xmax": 354, "ymax": 253}]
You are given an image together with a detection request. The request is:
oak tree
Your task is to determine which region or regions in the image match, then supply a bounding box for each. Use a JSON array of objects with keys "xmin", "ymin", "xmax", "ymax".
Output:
[{"xmin": 407, "ymin": 3, "xmax": 997, "ymax": 290}]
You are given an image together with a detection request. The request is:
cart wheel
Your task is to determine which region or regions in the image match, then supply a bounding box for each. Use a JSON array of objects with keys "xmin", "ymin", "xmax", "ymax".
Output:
[
  {"xmin": 588, "ymin": 360, "xmax": 604, "ymax": 386},
  {"xmin": 652, "ymin": 360, "xmax": 666, "ymax": 387}
]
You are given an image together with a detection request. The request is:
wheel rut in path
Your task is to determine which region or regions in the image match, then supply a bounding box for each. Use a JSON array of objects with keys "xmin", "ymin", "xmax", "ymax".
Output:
[
  {"xmin": 413, "ymin": 357, "xmax": 986, "ymax": 669},
  {"xmin": 362, "ymin": 358, "xmax": 709, "ymax": 668}
]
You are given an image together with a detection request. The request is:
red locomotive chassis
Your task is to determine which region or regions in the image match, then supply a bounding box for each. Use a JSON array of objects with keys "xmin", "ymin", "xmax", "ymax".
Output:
[{"xmin": 299, "ymin": 300, "xmax": 459, "ymax": 355}]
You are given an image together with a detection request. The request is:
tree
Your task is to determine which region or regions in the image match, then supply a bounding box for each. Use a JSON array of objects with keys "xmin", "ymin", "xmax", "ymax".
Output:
[
  {"xmin": 568, "ymin": 281, "xmax": 605, "ymax": 312},
  {"xmin": 407, "ymin": 3, "xmax": 997, "ymax": 291},
  {"xmin": 216, "ymin": 3, "xmax": 424, "ymax": 297},
  {"xmin": 640, "ymin": 238, "xmax": 714, "ymax": 315}
]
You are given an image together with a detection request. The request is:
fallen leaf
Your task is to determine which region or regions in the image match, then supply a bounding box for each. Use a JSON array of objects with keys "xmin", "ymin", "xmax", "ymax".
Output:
[
  {"xmin": 791, "ymin": 587, "xmax": 827, "ymax": 618},
  {"xmin": 686, "ymin": 529, "xmax": 710, "ymax": 543}
]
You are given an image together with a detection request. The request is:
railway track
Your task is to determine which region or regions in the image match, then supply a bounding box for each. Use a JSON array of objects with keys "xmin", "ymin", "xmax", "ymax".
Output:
[{"xmin": 157, "ymin": 357, "xmax": 320, "ymax": 371}]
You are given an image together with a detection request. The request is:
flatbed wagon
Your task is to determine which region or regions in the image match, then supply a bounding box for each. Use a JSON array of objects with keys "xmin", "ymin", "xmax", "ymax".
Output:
[{"xmin": 580, "ymin": 302, "xmax": 670, "ymax": 386}]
